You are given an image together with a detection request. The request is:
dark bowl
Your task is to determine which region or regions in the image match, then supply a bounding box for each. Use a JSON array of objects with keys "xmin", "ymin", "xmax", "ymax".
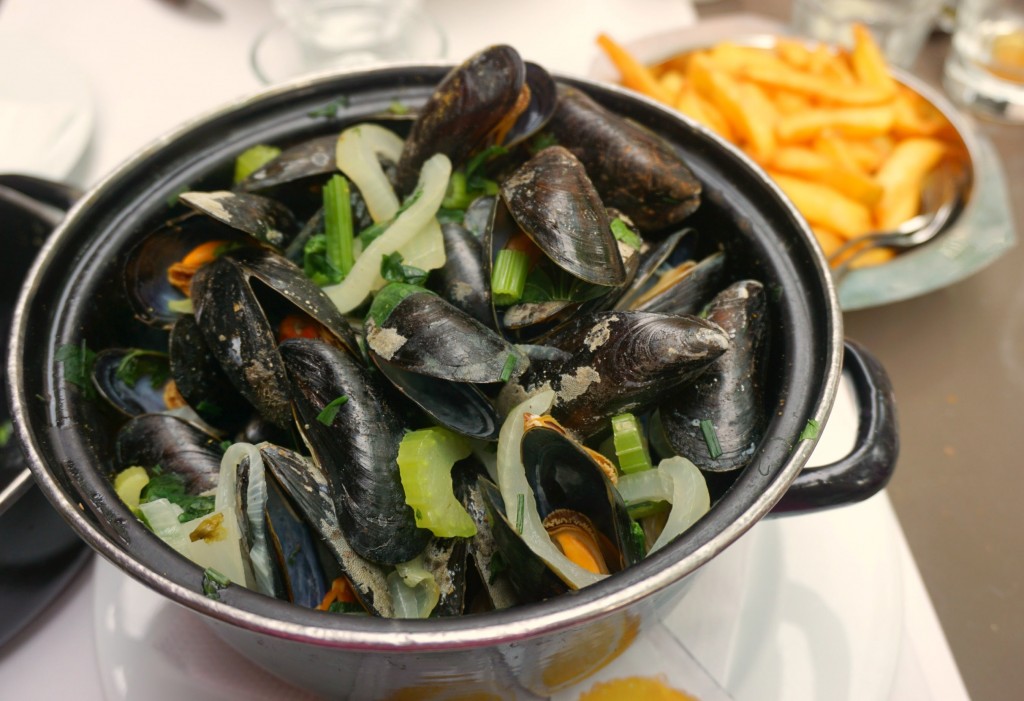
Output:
[{"xmin": 7, "ymin": 63, "xmax": 895, "ymax": 698}]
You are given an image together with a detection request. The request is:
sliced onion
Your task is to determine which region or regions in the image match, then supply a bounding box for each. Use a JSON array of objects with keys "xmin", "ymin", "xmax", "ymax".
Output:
[
  {"xmin": 648, "ymin": 456, "xmax": 710, "ymax": 553},
  {"xmin": 335, "ymin": 124, "xmax": 403, "ymax": 222},
  {"xmin": 615, "ymin": 468, "xmax": 673, "ymax": 506},
  {"xmin": 324, "ymin": 153, "xmax": 451, "ymax": 313},
  {"xmin": 496, "ymin": 389, "xmax": 605, "ymax": 589},
  {"xmin": 387, "ymin": 553, "xmax": 440, "ymax": 618}
]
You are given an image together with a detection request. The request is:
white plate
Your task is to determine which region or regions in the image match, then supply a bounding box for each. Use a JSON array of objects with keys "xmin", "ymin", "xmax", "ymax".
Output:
[{"xmin": 0, "ymin": 34, "xmax": 94, "ymax": 181}]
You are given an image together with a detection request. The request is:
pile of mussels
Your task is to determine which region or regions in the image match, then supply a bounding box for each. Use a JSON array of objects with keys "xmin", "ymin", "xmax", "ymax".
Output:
[{"xmin": 93, "ymin": 46, "xmax": 769, "ymax": 618}]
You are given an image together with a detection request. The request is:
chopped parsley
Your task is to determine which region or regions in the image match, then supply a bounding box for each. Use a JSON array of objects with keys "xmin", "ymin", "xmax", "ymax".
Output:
[
  {"xmin": 380, "ymin": 252, "xmax": 428, "ymax": 287},
  {"xmin": 799, "ymin": 419, "xmax": 821, "ymax": 441},
  {"xmin": 307, "ymin": 96, "xmax": 349, "ymax": 119},
  {"xmin": 202, "ymin": 567, "xmax": 230, "ymax": 600},
  {"xmin": 114, "ymin": 350, "xmax": 170, "ymax": 389},
  {"xmin": 316, "ymin": 395, "xmax": 349, "ymax": 426},
  {"xmin": 55, "ymin": 341, "xmax": 97, "ymax": 399},
  {"xmin": 139, "ymin": 473, "xmax": 216, "ymax": 523}
]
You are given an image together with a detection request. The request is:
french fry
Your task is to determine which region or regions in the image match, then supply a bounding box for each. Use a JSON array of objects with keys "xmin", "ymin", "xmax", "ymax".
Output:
[
  {"xmin": 771, "ymin": 146, "xmax": 884, "ymax": 207},
  {"xmin": 873, "ymin": 138, "xmax": 947, "ymax": 230},
  {"xmin": 850, "ymin": 25, "xmax": 898, "ymax": 98},
  {"xmin": 776, "ymin": 104, "xmax": 896, "ymax": 141},
  {"xmin": 596, "ymin": 33, "xmax": 674, "ymax": 104},
  {"xmin": 775, "ymin": 38, "xmax": 815, "ymax": 70},
  {"xmin": 740, "ymin": 61, "xmax": 891, "ymax": 105},
  {"xmin": 676, "ymin": 86, "xmax": 736, "ymax": 142},
  {"xmin": 772, "ymin": 89, "xmax": 812, "ymax": 115},
  {"xmin": 705, "ymin": 70, "xmax": 777, "ymax": 163},
  {"xmin": 769, "ymin": 171, "xmax": 873, "ymax": 238},
  {"xmin": 658, "ymin": 69, "xmax": 686, "ymax": 101},
  {"xmin": 707, "ymin": 42, "xmax": 776, "ymax": 74}
]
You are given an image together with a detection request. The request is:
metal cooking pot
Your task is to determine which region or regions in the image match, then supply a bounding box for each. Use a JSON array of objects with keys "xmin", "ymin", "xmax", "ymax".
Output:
[{"xmin": 7, "ymin": 64, "xmax": 897, "ymax": 699}]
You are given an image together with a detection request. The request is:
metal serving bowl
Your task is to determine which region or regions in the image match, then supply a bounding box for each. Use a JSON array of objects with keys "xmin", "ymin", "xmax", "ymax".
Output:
[{"xmin": 7, "ymin": 63, "xmax": 897, "ymax": 699}]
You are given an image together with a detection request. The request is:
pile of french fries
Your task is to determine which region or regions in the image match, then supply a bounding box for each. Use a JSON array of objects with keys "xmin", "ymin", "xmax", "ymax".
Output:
[{"xmin": 597, "ymin": 26, "xmax": 964, "ymax": 268}]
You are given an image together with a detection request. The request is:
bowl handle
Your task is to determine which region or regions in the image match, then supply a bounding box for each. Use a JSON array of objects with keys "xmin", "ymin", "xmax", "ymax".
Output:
[{"xmin": 771, "ymin": 339, "xmax": 898, "ymax": 514}]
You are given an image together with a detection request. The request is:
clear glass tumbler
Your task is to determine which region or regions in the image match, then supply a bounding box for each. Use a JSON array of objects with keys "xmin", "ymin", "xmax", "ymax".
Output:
[
  {"xmin": 790, "ymin": 0, "xmax": 945, "ymax": 68},
  {"xmin": 943, "ymin": 0, "xmax": 1024, "ymax": 122}
]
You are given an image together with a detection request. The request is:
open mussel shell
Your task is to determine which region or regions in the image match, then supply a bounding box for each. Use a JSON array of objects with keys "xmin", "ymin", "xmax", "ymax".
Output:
[
  {"xmin": 264, "ymin": 474, "xmax": 329, "ymax": 608},
  {"xmin": 123, "ymin": 213, "xmax": 250, "ymax": 328},
  {"xmin": 191, "ymin": 247, "xmax": 360, "ymax": 427},
  {"xmin": 500, "ymin": 145, "xmax": 625, "ymax": 287},
  {"xmin": 501, "ymin": 311, "xmax": 731, "ymax": 438},
  {"xmin": 238, "ymin": 135, "xmax": 338, "ymax": 192},
  {"xmin": 547, "ymin": 84, "xmax": 701, "ymax": 233},
  {"xmin": 658, "ymin": 280, "xmax": 768, "ymax": 472},
  {"xmin": 169, "ymin": 315, "xmax": 251, "ymax": 431},
  {"xmin": 396, "ymin": 45, "xmax": 528, "ymax": 194},
  {"xmin": 179, "ymin": 190, "xmax": 300, "ymax": 250},
  {"xmin": 91, "ymin": 348, "xmax": 172, "ymax": 417},
  {"xmin": 115, "ymin": 413, "xmax": 223, "ymax": 493},
  {"xmin": 279, "ymin": 338, "xmax": 429, "ymax": 566},
  {"xmin": 521, "ymin": 422, "xmax": 642, "ymax": 572},
  {"xmin": 257, "ymin": 442, "xmax": 392, "ymax": 617},
  {"xmin": 631, "ymin": 250, "xmax": 726, "ymax": 316},
  {"xmin": 478, "ymin": 477, "xmax": 569, "ymax": 604}
]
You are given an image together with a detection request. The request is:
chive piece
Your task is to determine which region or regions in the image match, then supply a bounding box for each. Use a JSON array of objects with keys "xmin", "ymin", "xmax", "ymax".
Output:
[
  {"xmin": 316, "ymin": 395, "xmax": 349, "ymax": 426},
  {"xmin": 166, "ymin": 298, "xmax": 194, "ymax": 314},
  {"xmin": 515, "ymin": 493, "xmax": 525, "ymax": 534},
  {"xmin": 233, "ymin": 144, "xmax": 281, "ymax": 183},
  {"xmin": 388, "ymin": 100, "xmax": 409, "ymax": 115},
  {"xmin": 491, "ymin": 249, "xmax": 529, "ymax": 306},
  {"xmin": 202, "ymin": 567, "xmax": 230, "ymax": 600},
  {"xmin": 0, "ymin": 420, "xmax": 12, "ymax": 448},
  {"xmin": 799, "ymin": 418, "xmax": 821, "ymax": 441},
  {"xmin": 610, "ymin": 217, "xmax": 642, "ymax": 249},
  {"xmin": 323, "ymin": 174, "xmax": 355, "ymax": 278},
  {"xmin": 611, "ymin": 412, "xmax": 653, "ymax": 474},
  {"xmin": 499, "ymin": 353, "xmax": 518, "ymax": 383},
  {"xmin": 307, "ymin": 96, "xmax": 349, "ymax": 118},
  {"xmin": 629, "ymin": 520, "xmax": 647, "ymax": 558},
  {"xmin": 627, "ymin": 500, "xmax": 670, "ymax": 521},
  {"xmin": 700, "ymin": 419, "xmax": 723, "ymax": 459}
]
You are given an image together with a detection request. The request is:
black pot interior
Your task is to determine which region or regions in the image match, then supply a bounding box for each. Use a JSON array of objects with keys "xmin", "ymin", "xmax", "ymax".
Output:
[{"xmin": 17, "ymin": 66, "xmax": 836, "ymax": 637}]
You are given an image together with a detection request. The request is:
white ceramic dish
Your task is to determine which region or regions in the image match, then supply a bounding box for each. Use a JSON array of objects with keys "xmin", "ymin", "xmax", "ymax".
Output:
[
  {"xmin": 0, "ymin": 34, "xmax": 94, "ymax": 181},
  {"xmin": 587, "ymin": 14, "xmax": 1017, "ymax": 311}
]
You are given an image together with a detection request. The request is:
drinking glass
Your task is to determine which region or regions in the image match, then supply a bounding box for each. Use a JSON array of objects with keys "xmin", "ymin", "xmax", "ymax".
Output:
[
  {"xmin": 943, "ymin": 0, "xmax": 1024, "ymax": 122},
  {"xmin": 251, "ymin": 0, "xmax": 447, "ymax": 85},
  {"xmin": 790, "ymin": 0, "xmax": 945, "ymax": 67}
]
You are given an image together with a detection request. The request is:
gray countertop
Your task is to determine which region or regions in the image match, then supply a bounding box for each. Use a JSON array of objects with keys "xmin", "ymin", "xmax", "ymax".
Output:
[{"xmin": 697, "ymin": 3, "xmax": 1024, "ymax": 700}]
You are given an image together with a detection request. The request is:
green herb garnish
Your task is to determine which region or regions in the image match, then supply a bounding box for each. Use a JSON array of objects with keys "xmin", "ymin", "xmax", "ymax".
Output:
[
  {"xmin": 799, "ymin": 418, "xmax": 821, "ymax": 441},
  {"xmin": 529, "ymin": 131, "xmax": 558, "ymax": 153},
  {"xmin": 165, "ymin": 184, "xmax": 191, "ymax": 208},
  {"xmin": 233, "ymin": 144, "xmax": 281, "ymax": 183},
  {"xmin": 56, "ymin": 341, "xmax": 97, "ymax": 399},
  {"xmin": 436, "ymin": 207, "xmax": 465, "ymax": 224},
  {"xmin": 202, "ymin": 567, "xmax": 230, "ymax": 600},
  {"xmin": 380, "ymin": 251, "xmax": 428, "ymax": 287},
  {"xmin": 316, "ymin": 395, "xmax": 349, "ymax": 426},
  {"xmin": 327, "ymin": 601, "xmax": 368, "ymax": 614},
  {"xmin": 630, "ymin": 520, "xmax": 647, "ymax": 558},
  {"xmin": 139, "ymin": 473, "xmax": 216, "ymax": 523},
  {"xmin": 700, "ymin": 419, "xmax": 723, "ymax": 460},
  {"xmin": 114, "ymin": 350, "xmax": 170, "ymax": 389},
  {"xmin": 515, "ymin": 493, "xmax": 525, "ymax": 534},
  {"xmin": 610, "ymin": 217, "xmax": 642, "ymax": 249},
  {"xmin": 499, "ymin": 353, "xmax": 518, "ymax": 383},
  {"xmin": 0, "ymin": 421, "xmax": 13, "ymax": 448},
  {"xmin": 196, "ymin": 399, "xmax": 222, "ymax": 417},
  {"xmin": 323, "ymin": 174, "xmax": 355, "ymax": 279},
  {"xmin": 388, "ymin": 100, "xmax": 409, "ymax": 115},
  {"xmin": 307, "ymin": 96, "xmax": 349, "ymax": 119}
]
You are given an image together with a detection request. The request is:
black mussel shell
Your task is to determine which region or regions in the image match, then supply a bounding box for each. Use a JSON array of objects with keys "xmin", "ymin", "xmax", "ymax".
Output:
[
  {"xmin": 430, "ymin": 221, "xmax": 492, "ymax": 326},
  {"xmin": 501, "ymin": 62, "xmax": 558, "ymax": 148},
  {"xmin": 179, "ymin": 190, "xmax": 299, "ymax": 250},
  {"xmin": 169, "ymin": 315, "xmax": 251, "ymax": 430},
  {"xmin": 191, "ymin": 247, "xmax": 360, "ymax": 427},
  {"xmin": 123, "ymin": 213, "xmax": 250, "ymax": 328},
  {"xmin": 423, "ymin": 535, "xmax": 470, "ymax": 617},
  {"xmin": 265, "ymin": 474, "xmax": 329, "ymax": 608},
  {"xmin": 502, "ymin": 311, "xmax": 730, "ymax": 438},
  {"xmin": 92, "ymin": 348, "xmax": 172, "ymax": 417},
  {"xmin": 279, "ymin": 338, "xmax": 429, "ymax": 566},
  {"xmin": 547, "ymin": 85, "xmax": 701, "ymax": 233},
  {"xmin": 238, "ymin": 135, "xmax": 338, "ymax": 192},
  {"xmin": 500, "ymin": 145, "xmax": 625, "ymax": 287},
  {"xmin": 659, "ymin": 280, "xmax": 769, "ymax": 472},
  {"xmin": 115, "ymin": 413, "xmax": 223, "ymax": 493},
  {"xmin": 396, "ymin": 45, "xmax": 527, "ymax": 194},
  {"xmin": 478, "ymin": 477, "xmax": 568, "ymax": 603},
  {"xmin": 632, "ymin": 250, "xmax": 726, "ymax": 316},
  {"xmin": 521, "ymin": 423, "xmax": 642, "ymax": 571},
  {"xmin": 258, "ymin": 442, "xmax": 392, "ymax": 616}
]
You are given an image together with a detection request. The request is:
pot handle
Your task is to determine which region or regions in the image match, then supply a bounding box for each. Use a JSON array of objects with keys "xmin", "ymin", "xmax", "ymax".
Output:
[
  {"xmin": 771, "ymin": 339, "xmax": 898, "ymax": 514},
  {"xmin": 0, "ymin": 175, "xmax": 79, "ymax": 517}
]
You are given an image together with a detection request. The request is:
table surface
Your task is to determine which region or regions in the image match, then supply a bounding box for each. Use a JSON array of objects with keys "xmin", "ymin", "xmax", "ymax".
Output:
[
  {"xmin": 696, "ymin": 3, "xmax": 1023, "ymax": 701},
  {"xmin": 0, "ymin": 1, "xmax": 1019, "ymax": 699}
]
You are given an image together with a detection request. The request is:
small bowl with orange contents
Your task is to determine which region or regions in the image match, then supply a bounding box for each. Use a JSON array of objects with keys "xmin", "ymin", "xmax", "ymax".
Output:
[{"xmin": 590, "ymin": 16, "xmax": 1014, "ymax": 310}]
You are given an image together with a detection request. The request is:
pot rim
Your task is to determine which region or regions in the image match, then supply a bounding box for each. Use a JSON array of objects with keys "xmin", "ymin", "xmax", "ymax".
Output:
[{"xmin": 8, "ymin": 60, "xmax": 843, "ymax": 650}]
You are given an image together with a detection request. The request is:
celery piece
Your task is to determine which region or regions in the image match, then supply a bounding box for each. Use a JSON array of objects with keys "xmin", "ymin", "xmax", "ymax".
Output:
[
  {"xmin": 491, "ymin": 249, "xmax": 529, "ymax": 306},
  {"xmin": 442, "ymin": 170, "xmax": 471, "ymax": 210},
  {"xmin": 233, "ymin": 144, "xmax": 281, "ymax": 183},
  {"xmin": 610, "ymin": 217, "xmax": 642, "ymax": 249},
  {"xmin": 323, "ymin": 174, "xmax": 355, "ymax": 277},
  {"xmin": 114, "ymin": 465, "xmax": 150, "ymax": 514},
  {"xmin": 611, "ymin": 412, "xmax": 653, "ymax": 474},
  {"xmin": 396, "ymin": 427, "xmax": 476, "ymax": 538}
]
